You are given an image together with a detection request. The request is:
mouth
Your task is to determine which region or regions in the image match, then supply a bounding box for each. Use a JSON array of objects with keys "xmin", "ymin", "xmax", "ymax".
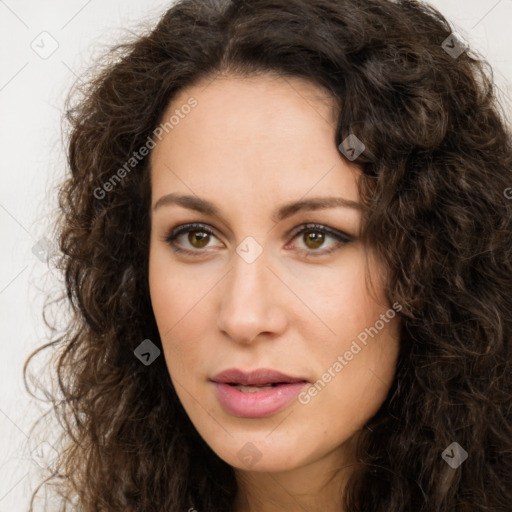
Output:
[
  {"xmin": 210, "ymin": 368, "xmax": 309, "ymax": 417},
  {"xmin": 225, "ymin": 382, "xmax": 305, "ymax": 393},
  {"xmin": 210, "ymin": 367, "xmax": 309, "ymax": 387}
]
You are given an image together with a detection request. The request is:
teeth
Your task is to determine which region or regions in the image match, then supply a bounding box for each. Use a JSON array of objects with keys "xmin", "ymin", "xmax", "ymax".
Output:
[{"xmin": 234, "ymin": 384, "xmax": 278, "ymax": 393}]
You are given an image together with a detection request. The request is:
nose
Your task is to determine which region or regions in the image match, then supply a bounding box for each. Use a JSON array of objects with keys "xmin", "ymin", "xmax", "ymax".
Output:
[{"xmin": 216, "ymin": 244, "xmax": 288, "ymax": 345}]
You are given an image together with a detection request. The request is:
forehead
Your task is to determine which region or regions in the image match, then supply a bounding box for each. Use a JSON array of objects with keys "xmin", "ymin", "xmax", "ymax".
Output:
[{"xmin": 149, "ymin": 73, "xmax": 360, "ymax": 208}]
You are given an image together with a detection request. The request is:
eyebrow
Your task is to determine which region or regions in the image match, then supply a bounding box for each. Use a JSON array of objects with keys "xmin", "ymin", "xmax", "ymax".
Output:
[{"xmin": 153, "ymin": 193, "xmax": 365, "ymax": 223}]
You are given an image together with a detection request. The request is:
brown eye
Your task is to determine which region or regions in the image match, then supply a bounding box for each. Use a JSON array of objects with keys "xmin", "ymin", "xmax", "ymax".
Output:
[
  {"xmin": 186, "ymin": 230, "xmax": 210, "ymax": 248},
  {"xmin": 302, "ymin": 230, "xmax": 325, "ymax": 250},
  {"xmin": 165, "ymin": 223, "xmax": 221, "ymax": 255},
  {"xmin": 288, "ymin": 223, "xmax": 352, "ymax": 257}
]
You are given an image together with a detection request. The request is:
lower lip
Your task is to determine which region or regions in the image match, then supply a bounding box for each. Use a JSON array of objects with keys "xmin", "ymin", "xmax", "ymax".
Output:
[{"xmin": 212, "ymin": 381, "xmax": 308, "ymax": 418}]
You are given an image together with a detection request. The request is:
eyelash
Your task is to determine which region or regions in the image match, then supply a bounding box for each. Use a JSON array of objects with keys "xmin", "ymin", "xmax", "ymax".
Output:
[{"xmin": 164, "ymin": 222, "xmax": 353, "ymax": 258}]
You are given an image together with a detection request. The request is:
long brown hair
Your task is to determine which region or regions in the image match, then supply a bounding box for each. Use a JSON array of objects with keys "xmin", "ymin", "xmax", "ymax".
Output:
[{"xmin": 24, "ymin": 0, "xmax": 512, "ymax": 510}]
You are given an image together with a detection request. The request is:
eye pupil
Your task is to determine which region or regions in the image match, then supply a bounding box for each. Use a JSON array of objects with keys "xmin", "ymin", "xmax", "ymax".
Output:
[
  {"xmin": 304, "ymin": 231, "xmax": 324, "ymax": 249},
  {"xmin": 189, "ymin": 231, "xmax": 210, "ymax": 248}
]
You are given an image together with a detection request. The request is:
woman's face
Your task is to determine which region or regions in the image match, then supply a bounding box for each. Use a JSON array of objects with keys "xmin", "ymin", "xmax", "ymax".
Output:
[{"xmin": 148, "ymin": 73, "xmax": 400, "ymax": 476}]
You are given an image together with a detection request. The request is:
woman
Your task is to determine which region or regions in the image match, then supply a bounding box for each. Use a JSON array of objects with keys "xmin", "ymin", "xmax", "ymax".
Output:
[{"xmin": 24, "ymin": 0, "xmax": 512, "ymax": 510}]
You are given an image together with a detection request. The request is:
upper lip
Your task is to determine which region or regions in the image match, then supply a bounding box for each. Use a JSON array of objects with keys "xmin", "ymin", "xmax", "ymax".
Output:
[{"xmin": 210, "ymin": 368, "xmax": 309, "ymax": 386}]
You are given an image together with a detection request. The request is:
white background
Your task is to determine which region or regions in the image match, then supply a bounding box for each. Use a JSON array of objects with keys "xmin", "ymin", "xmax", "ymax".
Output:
[{"xmin": 1, "ymin": 1, "xmax": 511, "ymax": 510}]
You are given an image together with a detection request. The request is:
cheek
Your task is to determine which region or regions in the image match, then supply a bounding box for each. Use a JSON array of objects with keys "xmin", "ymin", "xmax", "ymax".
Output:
[
  {"xmin": 295, "ymin": 251, "xmax": 381, "ymax": 344},
  {"xmin": 149, "ymin": 245, "xmax": 201, "ymax": 338},
  {"xmin": 301, "ymin": 318, "xmax": 400, "ymax": 447},
  {"xmin": 149, "ymin": 288, "xmax": 194, "ymax": 361},
  {"xmin": 332, "ymin": 313, "xmax": 400, "ymax": 398},
  {"xmin": 149, "ymin": 252, "xmax": 217, "ymax": 384},
  {"xmin": 298, "ymin": 254, "xmax": 400, "ymax": 430}
]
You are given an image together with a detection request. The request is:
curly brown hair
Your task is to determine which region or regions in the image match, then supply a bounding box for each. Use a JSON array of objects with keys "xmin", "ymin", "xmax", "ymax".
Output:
[{"xmin": 24, "ymin": 0, "xmax": 512, "ymax": 510}]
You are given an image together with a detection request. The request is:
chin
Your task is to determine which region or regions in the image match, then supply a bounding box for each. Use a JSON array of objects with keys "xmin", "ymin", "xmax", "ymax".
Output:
[{"xmin": 204, "ymin": 432, "xmax": 309, "ymax": 473}]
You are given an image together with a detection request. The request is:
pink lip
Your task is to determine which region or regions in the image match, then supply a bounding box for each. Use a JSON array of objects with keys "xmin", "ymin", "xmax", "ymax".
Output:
[{"xmin": 210, "ymin": 368, "xmax": 308, "ymax": 418}]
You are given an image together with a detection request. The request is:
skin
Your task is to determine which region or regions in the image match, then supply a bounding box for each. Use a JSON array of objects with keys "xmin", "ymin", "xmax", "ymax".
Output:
[{"xmin": 148, "ymin": 72, "xmax": 401, "ymax": 512}]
